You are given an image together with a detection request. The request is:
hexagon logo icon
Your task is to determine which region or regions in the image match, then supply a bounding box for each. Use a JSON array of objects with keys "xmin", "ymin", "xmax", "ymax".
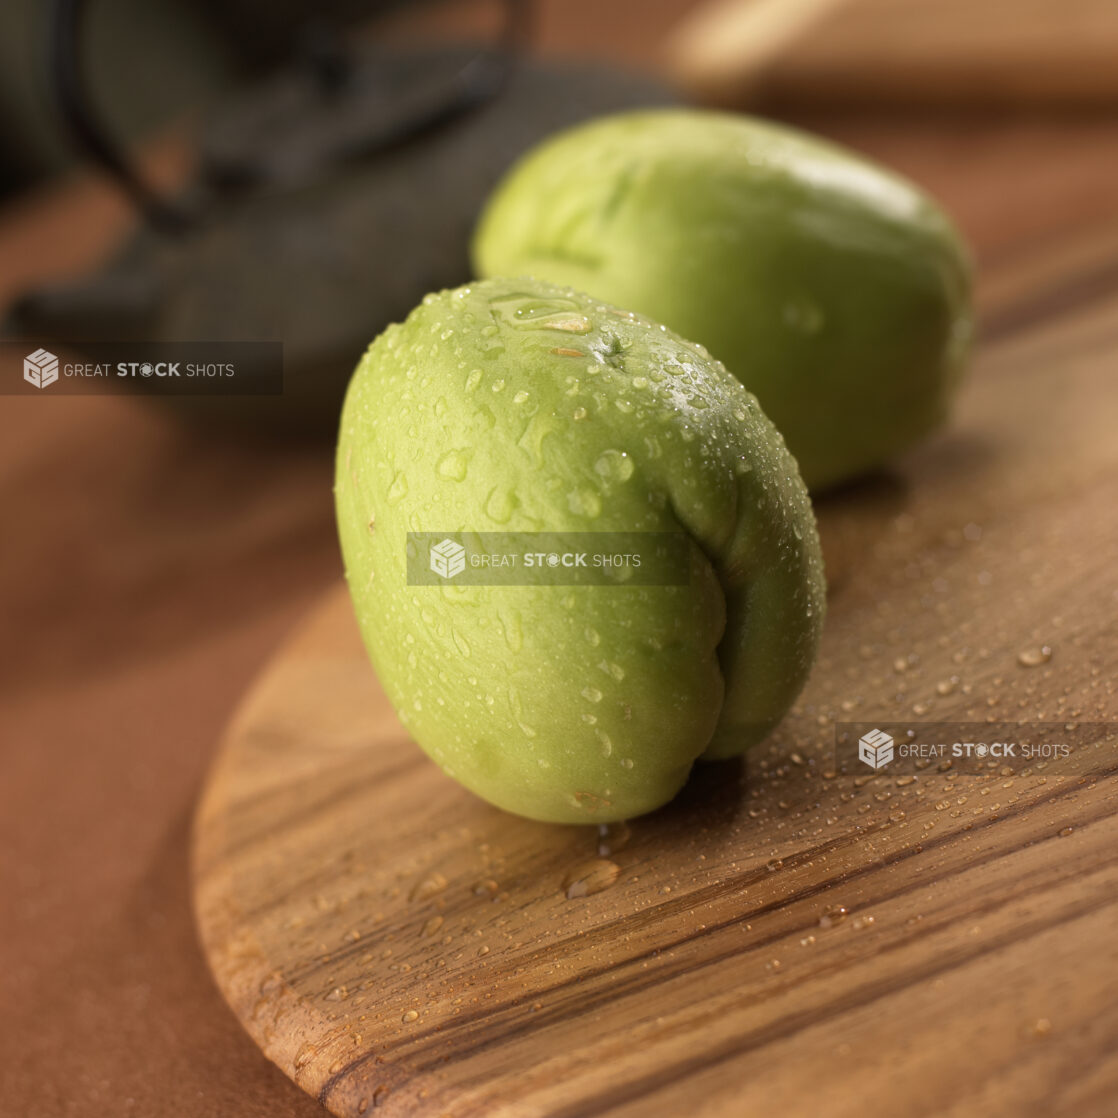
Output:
[
  {"xmin": 24, "ymin": 348, "xmax": 59, "ymax": 389},
  {"xmin": 430, "ymin": 537, "xmax": 466, "ymax": 579},
  {"xmin": 858, "ymin": 728, "xmax": 894, "ymax": 770}
]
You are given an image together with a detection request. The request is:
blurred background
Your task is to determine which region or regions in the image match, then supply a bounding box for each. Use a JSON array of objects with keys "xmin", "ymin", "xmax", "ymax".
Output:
[{"xmin": 2, "ymin": 2, "xmax": 1117, "ymax": 1116}]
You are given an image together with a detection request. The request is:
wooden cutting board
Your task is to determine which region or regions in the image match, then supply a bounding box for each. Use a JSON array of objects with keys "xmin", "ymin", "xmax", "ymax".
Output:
[
  {"xmin": 667, "ymin": 0, "xmax": 1118, "ymax": 107},
  {"xmin": 192, "ymin": 222, "xmax": 1118, "ymax": 1116}
]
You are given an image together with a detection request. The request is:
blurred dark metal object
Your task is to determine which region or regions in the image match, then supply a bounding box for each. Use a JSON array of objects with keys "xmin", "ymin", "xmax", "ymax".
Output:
[
  {"xmin": 195, "ymin": 0, "xmax": 418, "ymax": 69},
  {"xmin": 50, "ymin": 0, "xmax": 194, "ymax": 232},
  {"xmin": 6, "ymin": 0, "xmax": 676, "ymax": 435},
  {"xmin": 47, "ymin": 0, "xmax": 529, "ymax": 225},
  {"xmin": 201, "ymin": 18, "xmax": 530, "ymax": 190}
]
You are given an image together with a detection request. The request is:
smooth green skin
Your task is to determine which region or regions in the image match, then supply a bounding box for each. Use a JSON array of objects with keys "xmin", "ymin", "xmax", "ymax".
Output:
[
  {"xmin": 336, "ymin": 278, "xmax": 824, "ymax": 823},
  {"xmin": 473, "ymin": 109, "xmax": 974, "ymax": 492}
]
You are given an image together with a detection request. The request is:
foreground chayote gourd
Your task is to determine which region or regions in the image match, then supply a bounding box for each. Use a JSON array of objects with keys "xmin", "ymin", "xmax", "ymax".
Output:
[
  {"xmin": 336, "ymin": 278, "xmax": 824, "ymax": 823},
  {"xmin": 473, "ymin": 109, "xmax": 973, "ymax": 491}
]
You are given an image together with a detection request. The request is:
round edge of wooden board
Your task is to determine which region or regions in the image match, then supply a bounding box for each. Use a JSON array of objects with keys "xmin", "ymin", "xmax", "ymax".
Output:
[{"xmin": 190, "ymin": 585, "xmax": 360, "ymax": 1107}]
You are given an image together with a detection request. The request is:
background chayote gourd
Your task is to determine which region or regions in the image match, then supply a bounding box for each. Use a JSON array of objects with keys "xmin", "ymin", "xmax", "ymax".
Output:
[{"xmin": 473, "ymin": 109, "xmax": 974, "ymax": 491}]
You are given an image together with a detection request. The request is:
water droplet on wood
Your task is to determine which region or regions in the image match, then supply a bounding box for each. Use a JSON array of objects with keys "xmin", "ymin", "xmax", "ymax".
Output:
[{"xmin": 562, "ymin": 858, "xmax": 620, "ymax": 899}]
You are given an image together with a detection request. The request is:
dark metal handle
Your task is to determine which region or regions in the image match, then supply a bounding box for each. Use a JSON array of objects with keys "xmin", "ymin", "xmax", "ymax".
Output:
[{"xmin": 49, "ymin": 0, "xmax": 193, "ymax": 232}]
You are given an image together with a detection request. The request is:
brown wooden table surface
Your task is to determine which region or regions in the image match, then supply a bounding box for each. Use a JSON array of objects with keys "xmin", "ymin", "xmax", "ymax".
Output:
[{"xmin": 4, "ymin": 4, "xmax": 1118, "ymax": 1115}]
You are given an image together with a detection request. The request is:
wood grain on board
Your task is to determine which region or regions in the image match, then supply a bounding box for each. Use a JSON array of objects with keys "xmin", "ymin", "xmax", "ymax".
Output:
[
  {"xmin": 666, "ymin": 0, "xmax": 1118, "ymax": 108},
  {"xmin": 192, "ymin": 206, "xmax": 1118, "ymax": 1116}
]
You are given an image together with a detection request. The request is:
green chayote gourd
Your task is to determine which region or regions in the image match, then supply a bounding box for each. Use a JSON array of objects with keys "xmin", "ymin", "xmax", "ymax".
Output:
[
  {"xmin": 336, "ymin": 278, "xmax": 824, "ymax": 823},
  {"xmin": 472, "ymin": 109, "xmax": 973, "ymax": 491}
]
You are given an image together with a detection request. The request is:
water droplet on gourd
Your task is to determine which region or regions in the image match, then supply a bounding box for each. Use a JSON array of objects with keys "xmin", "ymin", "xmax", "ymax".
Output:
[
  {"xmin": 401, "ymin": 1010, "xmax": 419, "ymax": 1023},
  {"xmin": 594, "ymin": 449, "xmax": 635, "ymax": 482},
  {"xmin": 485, "ymin": 486, "xmax": 517, "ymax": 524},
  {"xmin": 1018, "ymin": 645, "xmax": 1052, "ymax": 668},
  {"xmin": 546, "ymin": 314, "xmax": 592, "ymax": 333},
  {"xmin": 500, "ymin": 610, "xmax": 523, "ymax": 651},
  {"xmin": 437, "ymin": 449, "xmax": 471, "ymax": 482},
  {"xmin": 567, "ymin": 487, "xmax": 603, "ymax": 518},
  {"xmin": 387, "ymin": 472, "xmax": 408, "ymax": 503}
]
